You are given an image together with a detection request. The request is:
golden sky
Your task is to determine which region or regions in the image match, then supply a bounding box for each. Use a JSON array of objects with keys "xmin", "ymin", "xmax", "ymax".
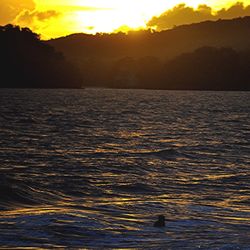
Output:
[{"xmin": 1, "ymin": 0, "xmax": 250, "ymax": 39}]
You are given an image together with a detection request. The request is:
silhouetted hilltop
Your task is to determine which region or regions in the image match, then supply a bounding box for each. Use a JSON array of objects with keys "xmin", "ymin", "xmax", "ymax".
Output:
[
  {"xmin": 49, "ymin": 16, "xmax": 250, "ymax": 62},
  {"xmin": 0, "ymin": 25, "xmax": 83, "ymax": 88},
  {"xmin": 47, "ymin": 17, "xmax": 250, "ymax": 90},
  {"xmin": 105, "ymin": 47, "xmax": 250, "ymax": 90},
  {"xmin": 161, "ymin": 47, "xmax": 250, "ymax": 90}
]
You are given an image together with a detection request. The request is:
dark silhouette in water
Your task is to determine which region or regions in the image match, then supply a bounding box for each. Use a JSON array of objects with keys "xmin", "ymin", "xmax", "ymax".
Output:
[
  {"xmin": 154, "ymin": 215, "xmax": 166, "ymax": 227},
  {"xmin": 0, "ymin": 24, "xmax": 83, "ymax": 88}
]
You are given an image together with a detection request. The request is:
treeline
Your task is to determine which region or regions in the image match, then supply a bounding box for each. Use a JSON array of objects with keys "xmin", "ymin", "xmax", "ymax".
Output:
[
  {"xmin": 49, "ymin": 17, "xmax": 250, "ymax": 61},
  {"xmin": 82, "ymin": 47, "xmax": 250, "ymax": 90},
  {"xmin": 48, "ymin": 16, "xmax": 250, "ymax": 91},
  {"xmin": 1, "ymin": 22, "xmax": 250, "ymax": 90},
  {"xmin": 0, "ymin": 25, "xmax": 82, "ymax": 88}
]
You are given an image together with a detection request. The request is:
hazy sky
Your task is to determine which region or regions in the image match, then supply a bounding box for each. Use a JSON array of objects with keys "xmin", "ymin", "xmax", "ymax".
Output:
[{"xmin": 1, "ymin": 0, "xmax": 250, "ymax": 38}]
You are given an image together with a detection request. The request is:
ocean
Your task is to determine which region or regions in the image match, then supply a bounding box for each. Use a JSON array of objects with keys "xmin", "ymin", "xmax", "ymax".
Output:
[{"xmin": 0, "ymin": 88, "xmax": 249, "ymax": 249}]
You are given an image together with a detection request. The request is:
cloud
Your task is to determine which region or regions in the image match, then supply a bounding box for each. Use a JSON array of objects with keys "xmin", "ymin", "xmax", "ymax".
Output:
[
  {"xmin": 0, "ymin": 0, "xmax": 35, "ymax": 25},
  {"xmin": 16, "ymin": 10, "xmax": 60, "ymax": 26},
  {"xmin": 217, "ymin": 2, "xmax": 250, "ymax": 19},
  {"xmin": 147, "ymin": 2, "xmax": 250, "ymax": 31}
]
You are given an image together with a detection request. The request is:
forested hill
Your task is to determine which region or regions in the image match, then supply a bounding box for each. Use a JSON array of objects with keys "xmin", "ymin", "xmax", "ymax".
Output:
[
  {"xmin": 48, "ymin": 16, "xmax": 250, "ymax": 62},
  {"xmin": 46, "ymin": 17, "xmax": 250, "ymax": 90},
  {"xmin": 2, "ymin": 17, "xmax": 250, "ymax": 90},
  {"xmin": 0, "ymin": 25, "xmax": 83, "ymax": 88}
]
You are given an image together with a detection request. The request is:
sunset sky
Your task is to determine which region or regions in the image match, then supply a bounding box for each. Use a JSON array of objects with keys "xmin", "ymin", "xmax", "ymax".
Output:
[{"xmin": 1, "ymin": 0, "xmax": 250, "ymax": 39}]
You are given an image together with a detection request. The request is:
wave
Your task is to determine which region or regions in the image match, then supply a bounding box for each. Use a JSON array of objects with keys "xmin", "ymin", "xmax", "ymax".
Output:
[
  {"xmin": 136, "ymin": 148, "xmax": 183, "ymax": 159},
  {"xmin": 0, "ymin": 176, "xmax": 55, "ymax": 210},
  {"xmin": 114, "ymin": 183, "xmax": 158, "ymax": 194}
]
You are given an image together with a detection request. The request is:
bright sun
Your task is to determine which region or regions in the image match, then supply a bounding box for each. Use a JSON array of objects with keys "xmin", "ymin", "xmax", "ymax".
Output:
[
  {"xmin": 32, "ymin": 0, "xmax": 247, "ymax": 38},
  {"xmin": 72, "ymin": 0, "xmax": 217, "ymax": 33}
]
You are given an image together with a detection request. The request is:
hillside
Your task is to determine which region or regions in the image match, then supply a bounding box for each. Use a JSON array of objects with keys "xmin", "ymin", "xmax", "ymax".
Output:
[
  {"xmin": 48, "ymin": 16, "xmax": 250, "ymax": 62},
  {"xmin": 0, "ymin": 25, "xmax": 83, "ymax": 88},
  {"xmin": 47, "ymin": 17, "xmax": 250, "ymax": 90}
]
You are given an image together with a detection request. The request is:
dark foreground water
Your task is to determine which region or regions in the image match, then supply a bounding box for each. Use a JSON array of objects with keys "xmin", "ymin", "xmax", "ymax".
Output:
[{"xmin": 0, "ymin": 89, "xmax": 249, "ymax": 249}]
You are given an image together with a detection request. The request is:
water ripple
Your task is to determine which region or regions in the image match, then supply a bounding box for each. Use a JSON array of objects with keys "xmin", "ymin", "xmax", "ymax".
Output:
[{"xmin": 0, "ymin": 89, "xmax": 249, "ymax": 248}]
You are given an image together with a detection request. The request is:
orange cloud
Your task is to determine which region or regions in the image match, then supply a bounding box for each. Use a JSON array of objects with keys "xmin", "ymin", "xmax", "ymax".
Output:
[
  {"xmin": 217, "ymin": 2, "xmax": 250, "ymax": 18},
  {"xmin": 147, "ymin": 2, "xmax": 250, "ymax": 30},
  {"xmin": 16, "ymin": 10, "xmax": 60, "ymax": 26},
  {"xmin": 0, "ymin": 0, "xmax": 35, "ymax": 25}
]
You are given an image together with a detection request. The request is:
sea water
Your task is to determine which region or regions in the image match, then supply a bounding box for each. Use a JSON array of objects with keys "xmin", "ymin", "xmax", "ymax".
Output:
[{"xmin": 0, "ymin": 88, "xmax": 249, "ymax": 249}]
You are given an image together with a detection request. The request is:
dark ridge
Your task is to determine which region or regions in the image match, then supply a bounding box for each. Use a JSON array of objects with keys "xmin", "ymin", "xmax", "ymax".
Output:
[
  {"xmin": 48, "ymin": 16, "xmax": 250, "ymax": 60},
  {"xmin": 0, "ymin": 24, "xmax": 83, "ymax": 89},
  {"xmin": 47, "ymin": 17, "xmax": 250, "ymax": 90}
]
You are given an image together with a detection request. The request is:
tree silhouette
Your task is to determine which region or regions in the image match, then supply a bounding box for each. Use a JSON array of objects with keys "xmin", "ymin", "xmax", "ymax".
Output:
[
  {"xmin": 48, "ymin": 17, "xmax": 250, "ymax": 90},
  {"xmin": 0, "ymin": 24, "xmax": 83, "ymax": 88},
  {"xmin": 162, "ymin": 47, "xmax": 247, "ymax": 90}
]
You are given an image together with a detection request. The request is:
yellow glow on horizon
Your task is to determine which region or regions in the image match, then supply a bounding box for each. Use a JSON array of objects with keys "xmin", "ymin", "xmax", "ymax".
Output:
[
  {"xmin": 11, "ymin": 0, "xmax": 250, "ymax": 38},
  {"xmin": 73, "ymin": 0, "xmax": 211, "ymax": 33}
]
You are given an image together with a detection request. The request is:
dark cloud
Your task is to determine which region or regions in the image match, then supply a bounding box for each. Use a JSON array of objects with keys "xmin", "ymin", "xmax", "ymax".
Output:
[
  {"xmin": 16, "ymin": 10, "xmax": 60, "ymax": 26},
  {"xmin": 147, "ymin": 2, "xmax": 250, "ymax": 31},
  {"xmin": 0, "ymin": 0, "xmax": 35, "ymax": 25}
]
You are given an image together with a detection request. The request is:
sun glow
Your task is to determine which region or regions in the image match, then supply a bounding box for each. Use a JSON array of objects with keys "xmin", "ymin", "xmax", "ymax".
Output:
[
  {"xmin": 8, "ymin": 0, "xmax": 250, "ymax": 38},
  {"xmin": 74, "ymin": 0, "xmax": 210, "ymax": 33},
  {"xmin": 64, "ymin": 0, "xmax": 250, "ymax": 36}
]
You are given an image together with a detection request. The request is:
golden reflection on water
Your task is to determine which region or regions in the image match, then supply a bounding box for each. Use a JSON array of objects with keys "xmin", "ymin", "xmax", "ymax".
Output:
[
  {"xmin": 0, "ymin": 89, "xmax": 249, "ymax": 248},
  {"xmin": 0, "ymin": 206, "xmax": 63, "ymax": 218}
]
